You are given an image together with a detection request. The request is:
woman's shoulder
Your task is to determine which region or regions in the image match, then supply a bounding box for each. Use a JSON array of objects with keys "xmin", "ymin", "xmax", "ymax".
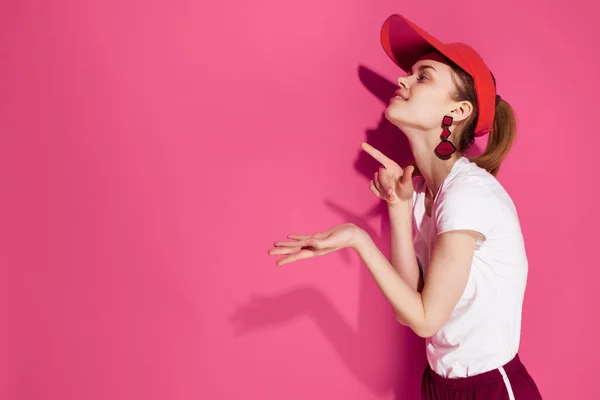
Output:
[{"xmin": 442, "ymin": 159, "xmax": 516, "ymax": 214}]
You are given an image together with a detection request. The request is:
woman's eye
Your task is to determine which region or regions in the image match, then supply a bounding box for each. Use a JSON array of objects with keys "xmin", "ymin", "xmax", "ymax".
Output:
[{"xmin": 416, "ymin": 74, "xmax": 428, "ymax": 81}]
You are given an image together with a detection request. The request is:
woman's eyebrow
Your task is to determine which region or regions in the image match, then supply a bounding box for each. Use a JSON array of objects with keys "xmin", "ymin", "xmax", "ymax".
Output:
[{"xmin": 408, "ymin": 65, "xmax": 438, "ymax": 75}]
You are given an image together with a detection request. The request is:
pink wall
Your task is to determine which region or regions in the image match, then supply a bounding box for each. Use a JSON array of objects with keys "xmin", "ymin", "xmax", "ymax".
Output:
[{"xmin": 1, "ymin": 0, "xmax": 598, "ymax": 399}]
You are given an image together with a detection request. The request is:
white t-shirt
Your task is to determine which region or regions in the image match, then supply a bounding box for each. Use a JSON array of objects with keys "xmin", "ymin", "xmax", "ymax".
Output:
[{"xmin": 411, "ymin": 156, "xmax": 528, "ymax": 378}]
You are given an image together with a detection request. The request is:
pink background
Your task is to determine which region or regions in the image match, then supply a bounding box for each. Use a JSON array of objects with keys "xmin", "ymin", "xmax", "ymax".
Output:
[{"xmin": 1, "ymin": 0, "xmax": 598, "ymax": 399}]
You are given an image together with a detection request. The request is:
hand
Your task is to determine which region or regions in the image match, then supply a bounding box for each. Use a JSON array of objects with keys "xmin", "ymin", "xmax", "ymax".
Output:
[
  {"xmin": 268, "ymin": 223, "xmax": 363, "ymax": 266},
  {"xmin": 360, "ymin": 142, "xmax": 415, "ymax": 206}
]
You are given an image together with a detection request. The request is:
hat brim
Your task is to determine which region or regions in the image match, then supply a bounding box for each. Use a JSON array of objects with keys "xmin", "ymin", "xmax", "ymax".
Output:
[{"xmin": 380, "ymin": 14, "xmax": 445, "ymax": 72}]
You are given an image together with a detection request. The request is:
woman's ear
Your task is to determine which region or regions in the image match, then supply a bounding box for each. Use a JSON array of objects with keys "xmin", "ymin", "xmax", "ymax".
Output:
[{"xmin": 449, "ymin": 100, "xmax": 474, "ymax": 123}]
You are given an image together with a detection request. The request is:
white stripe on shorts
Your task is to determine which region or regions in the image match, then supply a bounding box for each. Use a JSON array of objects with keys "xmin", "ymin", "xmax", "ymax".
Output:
[{"xmin": 498, "ymin": 365, "xmax": 515, "ymax": 400}]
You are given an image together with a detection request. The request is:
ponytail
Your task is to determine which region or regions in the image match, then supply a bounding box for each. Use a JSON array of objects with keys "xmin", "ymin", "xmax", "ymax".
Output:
[
  {"xmin": 446, "ymin": 55, "xmax": 517, "ymax": 177},
  {"xmin": 468, "ymin": 99, "xmax": 517, "ymax": 177}
]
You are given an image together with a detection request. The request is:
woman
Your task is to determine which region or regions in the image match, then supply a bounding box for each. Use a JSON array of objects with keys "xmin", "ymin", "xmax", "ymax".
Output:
[{"xmin": 268, "ymin": 14, "xmax": 543, "ymax": 400}]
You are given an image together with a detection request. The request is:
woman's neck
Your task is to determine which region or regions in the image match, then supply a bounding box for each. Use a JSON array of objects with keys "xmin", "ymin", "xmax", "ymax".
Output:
[{"xmin": 411, "ymin": 142, "xmax": 461, "ymax": 197}]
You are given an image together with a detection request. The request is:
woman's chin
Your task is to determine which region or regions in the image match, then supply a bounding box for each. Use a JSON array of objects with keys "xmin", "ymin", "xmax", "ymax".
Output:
[{"xmin": 384, "ymin": 106, "xmax": 404, "ymax": 127}]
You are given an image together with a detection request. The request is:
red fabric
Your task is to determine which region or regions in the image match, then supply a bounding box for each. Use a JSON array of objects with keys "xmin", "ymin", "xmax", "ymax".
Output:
[
  {"xmin": 380, "ymin": 14, "xmax": 496, "ymax": 137},
  {"xmin": 421, "ymin": 354, "xmax": 544, "ymax": 400}
]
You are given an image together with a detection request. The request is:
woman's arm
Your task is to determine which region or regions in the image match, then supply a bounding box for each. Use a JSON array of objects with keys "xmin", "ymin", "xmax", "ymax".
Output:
[
  {"xmin": 387, "ymin": 201, "xmax": 423, "ymax": 326},
  {"xmin": 388, "ymin": 202, "xmax": 423, "ymax": 293},
  {"xmin": 353, "ymin": 228, "xmax": 478, "ymax": 338}
]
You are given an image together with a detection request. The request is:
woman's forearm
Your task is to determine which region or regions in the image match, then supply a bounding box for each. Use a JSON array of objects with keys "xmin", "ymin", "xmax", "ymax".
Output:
[
  {"xmin": 352, "ymin": 230, "xmax": 429, "ymax": 337},
  {"xmin": 388, "ymin": 202, "xmax": 422, "ymax": 292}
]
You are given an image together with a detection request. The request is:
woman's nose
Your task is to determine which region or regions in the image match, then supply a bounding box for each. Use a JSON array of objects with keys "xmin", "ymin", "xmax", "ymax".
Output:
[{"xmin": 397, "ymin": 75, "xmax": 408, "ymax": 88}]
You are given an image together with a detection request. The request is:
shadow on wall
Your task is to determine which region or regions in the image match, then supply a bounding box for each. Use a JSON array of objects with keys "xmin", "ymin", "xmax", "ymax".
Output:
[{"xmin": 229, "ymin": 66, "xmax": 427, "ymax": 399}]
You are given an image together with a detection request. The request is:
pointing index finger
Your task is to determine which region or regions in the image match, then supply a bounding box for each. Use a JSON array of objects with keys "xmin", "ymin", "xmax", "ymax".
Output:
[{"xmin": 360, "ymin": 142, "xmax": 397, "ymax": 170}]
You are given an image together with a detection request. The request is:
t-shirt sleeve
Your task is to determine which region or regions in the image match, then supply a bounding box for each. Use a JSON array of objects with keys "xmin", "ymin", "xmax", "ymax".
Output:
[{"xmin": 435, "ymin": 177, "xmax": 496, "ymax": 240}]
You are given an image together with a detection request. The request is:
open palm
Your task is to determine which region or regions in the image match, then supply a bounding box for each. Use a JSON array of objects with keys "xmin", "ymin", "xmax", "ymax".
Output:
[{"xmin": 268, "ymin": 223, "xmax": 359, "ymax": 266}]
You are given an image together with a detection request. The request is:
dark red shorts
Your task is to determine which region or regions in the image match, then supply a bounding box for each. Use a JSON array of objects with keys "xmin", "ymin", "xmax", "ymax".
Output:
[{"xmin": 421, "ymin": 354, "xmax": 543, "ymax": 400}]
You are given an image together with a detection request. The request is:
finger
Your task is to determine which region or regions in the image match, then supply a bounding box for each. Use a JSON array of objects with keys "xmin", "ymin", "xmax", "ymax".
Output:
[
  {"xmin": 374, "ymin": 172, "xmax": 383, "ymax": 193},
  {"xmin": 276, "ymin": 249, "xmax": 315, "ymax": 266},
  {"xmin": 287, "ymin": 228, "xmax": 334, "ymax": 241},
  {"xmin": 285, "ymin": 232, "xmax": 331, "ymax": 243},
  {"xmin": 273, "ymin": 239, "xmax": 305, "ymax": 247},
  {"xmin": 400, "ymin": 165, "xmax": 415, "ymax": 186},
  {"xmin": 305, "ymin": 236, "xmax": 340, "ymax": 250},
  {"xmin": 287, "ymin": 234, "xmax": 310, "ymax": 240},
  {"xmin": 312, "ymin": 247, "xmax": 341, "ymax": 257},
  {"xmin": 360, "ymin": 142, "xmax": 397, "ymax": 170},
  {"xmin": 378, "ymin": 168, "xmax": 394, "ymax": 197},
  {"xmin": 369, "ymin": 180, "xmax": 383, "ymax": 199},
  {"xmin": 268, "ymin": 246, "xmax": 302, "ymax": 255},
  {"xmin": 272, "ymin": 242, "xmax": 338, "ymax": 258}
]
